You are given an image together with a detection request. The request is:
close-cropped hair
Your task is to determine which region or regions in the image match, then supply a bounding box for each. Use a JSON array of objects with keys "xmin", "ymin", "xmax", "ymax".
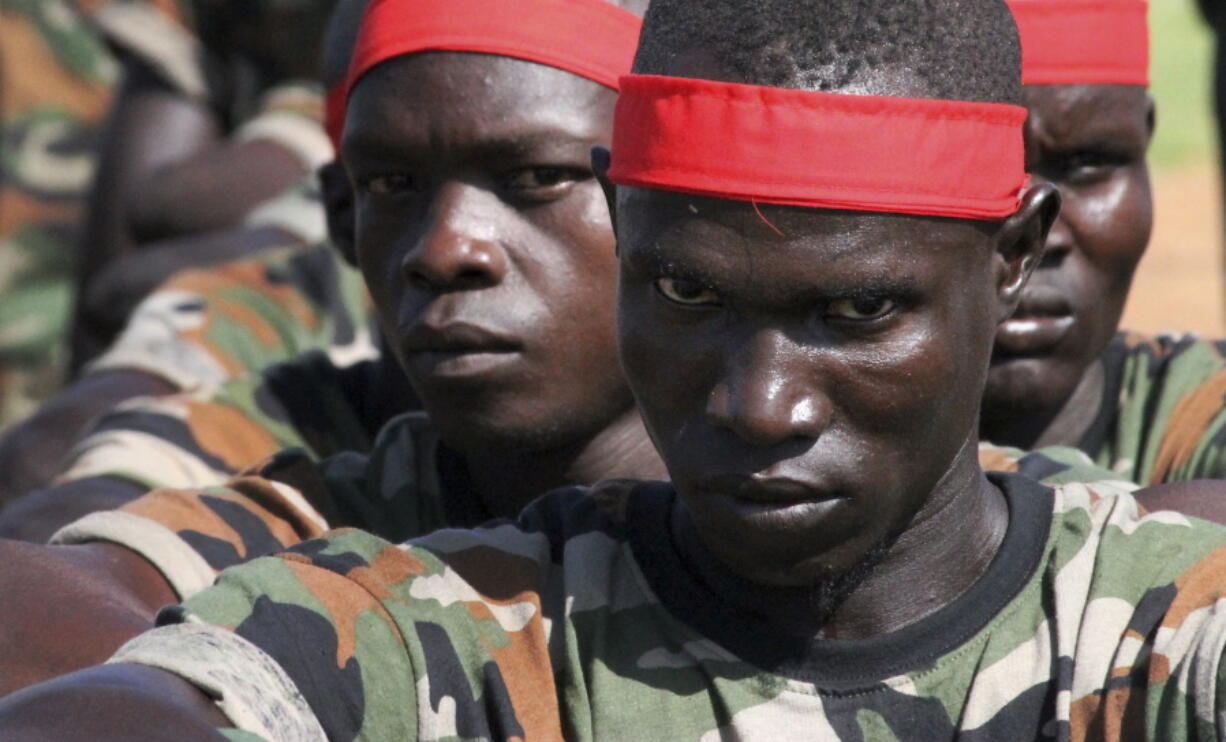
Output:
[{"xmin": 633, "ymin": 0, "xmax": 1022, "ymax": 104}]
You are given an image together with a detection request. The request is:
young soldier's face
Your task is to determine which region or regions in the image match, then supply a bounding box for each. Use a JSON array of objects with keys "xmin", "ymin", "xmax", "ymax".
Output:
[
  {"xmin": 343, "ymin": 53, "xmax": 633, "ymax": 452},
  {"xmin": 616, "ymin": 191, "xmax": 1007, "ymax": 585},
  {"xmin": 985, "ymin": 84, "xmax": 1152, "ymax": 415}
]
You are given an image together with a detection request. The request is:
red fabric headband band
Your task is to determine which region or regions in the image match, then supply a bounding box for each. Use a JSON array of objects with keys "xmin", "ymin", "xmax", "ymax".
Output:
[
  {"xmin": 330, "ymin": 0, "xmax": 642, "ymax": 148},
  {"xmin": 1009, "ymin": 0, "xmax": 1149, "ymax": 85},
  {"xmin": 608, "ymin": 75, "xmax": 1029, "ymax": 221}
]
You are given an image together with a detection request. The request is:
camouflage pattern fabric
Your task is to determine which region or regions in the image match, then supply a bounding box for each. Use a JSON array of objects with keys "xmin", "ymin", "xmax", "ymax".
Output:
[
  {"xmin": 85, "ymin": 221, "xmax": 375, "ymax": 393},
  {"xmin": 977, "ymin": 441, "xmax": 1140, "ymax": 491},
  {"xmin": 53, "ymin": 410, "xmax": 485, "ymax": 599},
  {"xmin": 110, "ymin": 473, "xmax": 1226, "ymax": 740},
  {"xmin": 0, "ymin": 0, "xmax": 118, "ymax": 426},
  {"xmin": 983, "ymin": 332, "xmax": 1226, "ymax": 486},
  {"xmin": 60, "ymin": 349, "xmax": 385, "ymax": 493},
  {"xmin": 82, "ymin": 0, "xmax": 199, "ymax": 99},
  {"xmin": 50, "ymin": 391, "xmax": 1114, "ymax": 602}
]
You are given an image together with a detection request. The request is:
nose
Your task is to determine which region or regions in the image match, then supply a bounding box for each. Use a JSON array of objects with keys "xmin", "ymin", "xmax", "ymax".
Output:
[
  {"xmin": 705, "ymin": 329, "xmax": 832, "ymax": 448},
  {"xmin": 402, "ymin": 183, "xmax": 508, "ymax": 291}
]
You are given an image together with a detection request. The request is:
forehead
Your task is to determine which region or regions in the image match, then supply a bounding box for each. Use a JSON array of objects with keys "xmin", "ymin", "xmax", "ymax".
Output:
[
  {"xmin": 343, "ymin": 52, "xmax": 615, "ymax": 155},
  {"xmin": 1023, "ymin": 84, "xmax": 1149, "ymax": 140},
  {"xmin": 617, "ymin": 189, "xmax": 993, "ymax": 285}
]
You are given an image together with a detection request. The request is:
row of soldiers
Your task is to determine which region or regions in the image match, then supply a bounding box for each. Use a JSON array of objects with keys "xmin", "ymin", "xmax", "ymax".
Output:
[{"xmin": 3, "ymin": 0, "xmax": 1226, "ymax": 738}]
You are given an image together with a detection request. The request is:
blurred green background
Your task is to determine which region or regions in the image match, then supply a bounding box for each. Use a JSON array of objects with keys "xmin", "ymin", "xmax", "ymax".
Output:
[{"xmin": 1152, "ymin": 0, "xmax": 1217, "ymax": 169}]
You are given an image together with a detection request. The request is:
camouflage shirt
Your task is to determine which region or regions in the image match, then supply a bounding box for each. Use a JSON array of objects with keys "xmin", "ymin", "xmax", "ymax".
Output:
[
  {"xmin": 58, "ymin": 349, "xmax": 395, "ymax": 492},
  {"xmin": 53, "ymin": 410, "xmax": 486, "ymax": 599},
  {"xmin": 984, "ymin": 332, "xmax": 1226, "ymax": 486},
  {"xmin": 0, "ymin": 0, "xmax": 118, "ymax": 425},
  {"xmin": 109, "ymin": 474, "xmax": 1226, "ymax": 740}
]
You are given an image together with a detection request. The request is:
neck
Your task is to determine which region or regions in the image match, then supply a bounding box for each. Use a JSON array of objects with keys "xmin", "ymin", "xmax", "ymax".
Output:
[
  {"xmin": 674, "ymin": 438, "xmax": 1009, "ymax": 641},
  {"xmin": 980, "ymin": 361, "xmax": 1105, "ymax": 450},
  {"xmin": 463, "ymin": 407, "xmax": 668, "ymax": 519}
]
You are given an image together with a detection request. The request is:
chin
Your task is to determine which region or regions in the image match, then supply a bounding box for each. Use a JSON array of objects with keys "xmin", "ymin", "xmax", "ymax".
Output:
[{"xmin": 984, "ymin": 355, "xmax": 1067, "ymax": 412}]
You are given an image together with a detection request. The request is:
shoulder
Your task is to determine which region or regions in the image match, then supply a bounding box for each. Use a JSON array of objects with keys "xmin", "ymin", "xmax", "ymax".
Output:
[
  {"xmin": 978, "ymin": 441, "xmax": 1138, "ymax": 489},
  {"xmin": 1047, "ymin": 479, "xmax": 1226, "ymax": 601}
]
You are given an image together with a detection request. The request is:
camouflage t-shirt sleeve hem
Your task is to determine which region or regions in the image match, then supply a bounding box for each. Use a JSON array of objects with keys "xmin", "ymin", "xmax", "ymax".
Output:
[
  {"xmin": 87, "ymin": 1, "xmax": 207, "ymax": 99},
  {"xmin": 56, "ymin": 427, "xmax": 232, "ymax": 491},
  {"xmin": 83, "ymin": 344, "xmax": 217, "ymax": 391},
  {"xmin": 108, "ymin": 621, "xmax": 327, "ymax": 741},
  {"xmin": 50, "ymin": 510, "xmax": 216, "ymax": 600}
]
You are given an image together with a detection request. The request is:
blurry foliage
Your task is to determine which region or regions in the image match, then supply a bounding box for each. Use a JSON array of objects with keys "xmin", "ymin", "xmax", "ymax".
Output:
[{"xmin": 1151, "ymin": 0, "xmax": 1217, "ymax": 169}]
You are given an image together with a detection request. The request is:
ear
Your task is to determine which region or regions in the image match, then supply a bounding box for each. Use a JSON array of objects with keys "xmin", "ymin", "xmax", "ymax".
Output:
[
  {"xmin": 319, "ymin": 160, "xmax": 357, "ymax": 266},
  {"xmin": 591, "ymin": 146, "xmax": 619, "ymax": 246},
  {"xmin": 1145, "ymin": 93, "xmax": 1156, "ymax": 149},
  {"xmin": 993, "ymin": 181, "xmax": 1060, "ymax": 322}
]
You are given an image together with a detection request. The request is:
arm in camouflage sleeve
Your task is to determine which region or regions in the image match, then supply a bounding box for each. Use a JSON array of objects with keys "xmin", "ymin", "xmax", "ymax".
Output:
[
  {"xmin": 0, "ymin": 534, "xmax": 424, "ymax": 741},
  {"xmin": 0, "ymin": 372, "xmax": 321, "ymax": 541},
  {"xmin": 48, "ymin": 454, "xmax": 335, "ymax": 599},
  {"xmin": 0, "ymin": 370, "xmax": 177, "ymax": 507},
  {"xmin": 0, "ymin": 457, "xmax": 334, "ymax": 695},
  {"xmin": 77, "ymin": 226, "xmax": 305, "ymax": 358},
  {"xmin": 0, "ymin": 238, "xmax": 372, "ymax": 506}
]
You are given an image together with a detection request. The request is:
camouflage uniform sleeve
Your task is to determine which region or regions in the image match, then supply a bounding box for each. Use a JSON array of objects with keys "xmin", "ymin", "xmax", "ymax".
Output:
[
  {"xmin": 108, "ymin": 523, "xmax": 566, "ymax": 740},
  {"xmin": 54, "ymin": 365, "xmax": 340, "ymax": 492},
  {"xmin": 84, "ymin": 0, "xmax": 206, "ymax": 100},
  {"xmin": 233, "ymin": 81, "xmax": 333, "ymax": 174},
  {"xmin": 85, "ymin": 235, "xmax": 375, "ymax": 392},
  {"xmin": 1136, "ymin": 337, "xmax": 1226, "ymax": 484},
  {"xmin": 977, "ymin": 441, "xmax": 1140, "ymax": 490},
  {"xmin": 51, "ymin": 454, "xmax": 332, "ymax": 600}
]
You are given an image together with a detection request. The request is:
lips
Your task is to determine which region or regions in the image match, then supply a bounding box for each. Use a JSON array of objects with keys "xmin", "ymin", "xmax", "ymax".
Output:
[
  {"xmin": 400, "ymin": 321, "xmax": 522, "ymax": 379},
  {"xmin": 995, "ymin": 285, "xmax": 1075, "ymax": 356},
  {"xmin": 692, "ymin": 471, "xmax": 852, "ymax": 536}
]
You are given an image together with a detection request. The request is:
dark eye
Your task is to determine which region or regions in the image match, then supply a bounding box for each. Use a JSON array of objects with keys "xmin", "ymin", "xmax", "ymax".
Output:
[
  {"xmin": 826, "ymin": 296, "xmax": 896, "ymax": 322},
  {"xmin": 361, "ymin": 173, "xmax": 421, "ymax": 196},
  {"xmin": 503, "ymin": 167, "xmax": 585, "ymax": 198},
  {"xmin": 1057, "ymin": 150, "xmax": 1127, "ymax": 185},
  {"xmin": 655, "ymin": 277, "xmax": 720, "ymax": 307}
]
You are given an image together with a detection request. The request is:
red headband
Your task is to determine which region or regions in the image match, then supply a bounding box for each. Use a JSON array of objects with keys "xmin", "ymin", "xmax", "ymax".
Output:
[
  {"xmin": 607, "ymin": 75, "xmax": 1028, "ymax": 221},
  {"xmin": 1009, "ymin": 0, "xmax": 1149, "ymax": 85},
  {"xmin": 330, "ymin": 0, "xmax": 642, "ymax": 148}
]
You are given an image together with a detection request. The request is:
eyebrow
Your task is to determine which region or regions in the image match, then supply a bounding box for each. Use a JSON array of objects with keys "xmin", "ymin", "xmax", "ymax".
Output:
[
  {"xmin": 629, "ymin": 241, "xmax": 921, "ymax": 301},
  {"xmin": 344, "ymin": 123, "xmax": 602, "ymax": 165}
]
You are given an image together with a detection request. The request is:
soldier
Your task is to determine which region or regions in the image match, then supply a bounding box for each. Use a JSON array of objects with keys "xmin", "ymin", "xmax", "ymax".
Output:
[
  {"xmin": 10, "ymin": 0, "xmax": 1226, "ymax": 739},
  {"xmin": 68, "ymin": 0, "xmax": 337, "ymax": 366},
  {"xmin": 0, "ymin": 0, "xmax": 369, "ymax": 502},
  {"xmin": 0, "ymin": 0, "xmax": 664, "ymax": 694},
  {"xmin": 981, "ymin": 0, "xmax": 1226, "ymax": 486}
]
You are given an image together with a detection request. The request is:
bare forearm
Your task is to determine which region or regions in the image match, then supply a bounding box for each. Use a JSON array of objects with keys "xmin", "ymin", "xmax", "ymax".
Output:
[
  {"xmin": 0, "ymin": 541, "xmax": 177, "ymax": 695},
  {"xmin": 0, "ymin": 665, "xmax": 227, "ymax": 741},
  {"xmin": 77, "ymin": 67, "xmax": 220, "ymax": 285},
  {"xmin": 129, "ymin": 140, "xmax": 307, "ymax": 241}
]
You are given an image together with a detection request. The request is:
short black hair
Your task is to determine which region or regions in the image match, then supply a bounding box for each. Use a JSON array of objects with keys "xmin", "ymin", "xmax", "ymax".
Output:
[{"xmin": 633, "ymin": 0, "xmax": 1021, "ymax": 105}]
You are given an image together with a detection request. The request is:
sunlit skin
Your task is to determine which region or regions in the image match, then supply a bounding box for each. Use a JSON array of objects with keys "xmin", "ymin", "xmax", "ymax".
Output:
[
  {"xmin": 343, "ymin": 53, "xmax": 664, "ymax": 515},
  {"xmin": 602, "ymin": 171, "xmax": 1057, "ymax": 637},
  {"xmin": 981, "ymin": 84, "xmax": 1153, "ymax": 449}
]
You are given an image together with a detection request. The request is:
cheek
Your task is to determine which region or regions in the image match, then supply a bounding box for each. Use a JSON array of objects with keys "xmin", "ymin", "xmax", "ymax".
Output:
[
  {"xmin": 838, "ymin": 300, "xmax": 995, "ymax": 449},
  {"xmin": 353, "ymin": 220, "xmax": 404, "ymax": 328},
  {"xmin": 1067, "ymin": 174, "xmax": 1152, "ymax": 283},
  {"xmin": 616, "ymin": 286, "xmax": 705, "ymax": 439}
]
